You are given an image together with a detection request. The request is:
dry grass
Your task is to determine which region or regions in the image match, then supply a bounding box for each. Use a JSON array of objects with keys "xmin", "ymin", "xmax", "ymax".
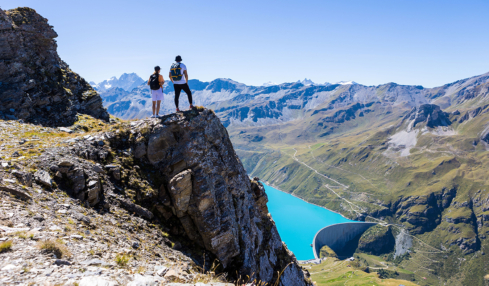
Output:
[
  {"xmin": 0, "ymin": 241, "xmax": 13, "ymax": 253},
  {"xmin": 38, "ymin": 239, "xmax": 71, "ymax": 258}
]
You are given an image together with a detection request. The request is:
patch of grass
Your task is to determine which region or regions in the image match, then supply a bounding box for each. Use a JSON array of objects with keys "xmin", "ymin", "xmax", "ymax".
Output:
[
  {"xmin": 115, "ymin": 253, "xmax": 130, "ymax": 267},
  {"xmin": 38, "ymin": 239, "xmax": 71, "ymax": 258},
  {"xmin": 0, "ymin": 241, "xmax": 13, "ymax": 253}
]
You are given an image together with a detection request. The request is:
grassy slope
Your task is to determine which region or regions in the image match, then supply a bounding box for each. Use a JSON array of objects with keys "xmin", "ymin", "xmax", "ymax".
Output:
[
  {"xmin": 229, "ymin": 103, "xmax": 489, "ymax": 285},
  {"xmin": 303, "ymin": 257, "xmax": 417, "ymax": 286}
]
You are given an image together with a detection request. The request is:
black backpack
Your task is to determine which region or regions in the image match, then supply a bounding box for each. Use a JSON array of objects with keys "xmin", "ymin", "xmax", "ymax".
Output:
[
  {"xmin": 170, "ymin": 63, "xmax": 183, "ymax": 81},
  {"xmin": 149, "ymin": 74, "xmax": 160, "ymax": 90}
]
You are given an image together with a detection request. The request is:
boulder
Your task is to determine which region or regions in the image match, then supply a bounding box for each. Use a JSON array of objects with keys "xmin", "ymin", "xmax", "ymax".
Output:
[
  {"xmin": 87, "ymin": 179, "xmax": 101, "ymax": 206},
  {"xmin": 34, "ymin": 170, "xmax": 52, "ymax": 187}
]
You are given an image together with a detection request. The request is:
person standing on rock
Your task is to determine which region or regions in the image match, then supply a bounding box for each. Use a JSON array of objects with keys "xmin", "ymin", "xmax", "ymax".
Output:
[
  {"xmin": 169, "ymin": 55, "xmax": 193, "ymax": 112},
  {"xmin": 148, "ymin": 66, "xmax": 165, "ymax": 118}
]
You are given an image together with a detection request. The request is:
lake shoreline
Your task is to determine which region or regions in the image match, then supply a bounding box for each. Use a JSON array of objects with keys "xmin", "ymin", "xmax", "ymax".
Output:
[{"xmin": 263, "ymin": 181, "xmax": 353, "ymax": 221}]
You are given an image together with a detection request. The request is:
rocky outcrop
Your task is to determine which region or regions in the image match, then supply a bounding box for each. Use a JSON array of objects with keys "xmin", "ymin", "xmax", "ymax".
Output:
[
  {"xmin": 0, "ymin": 7, "xmax": 109, "ymax": 126},
  {"xmin": 408, "ymin": 104, "xmax": 451, "ymax": 128},
  {"xmin": 123, "ymin": 109, "xmax": 310, "ymax": 285}
]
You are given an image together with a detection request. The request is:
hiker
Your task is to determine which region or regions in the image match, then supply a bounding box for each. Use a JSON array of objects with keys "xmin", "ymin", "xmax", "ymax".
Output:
[
  {"xmin": 169, "ymin": 55, "xmax": 193, "ymax": 112},
  {"xmin": 148, "ymin": 66, "xmax": 165, "ymax": 118}
]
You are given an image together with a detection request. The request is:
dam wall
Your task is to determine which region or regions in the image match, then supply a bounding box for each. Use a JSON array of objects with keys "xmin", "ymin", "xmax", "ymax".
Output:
[{"xmin": 312, "ymin": 222, "xmax": 377, "ymax": 259}]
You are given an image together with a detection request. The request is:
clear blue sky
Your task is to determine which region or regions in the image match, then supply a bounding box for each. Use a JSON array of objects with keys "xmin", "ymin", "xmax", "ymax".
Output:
[{"xmin": 2, "ymin": 0, "xmax": 489, "ymax": 87}]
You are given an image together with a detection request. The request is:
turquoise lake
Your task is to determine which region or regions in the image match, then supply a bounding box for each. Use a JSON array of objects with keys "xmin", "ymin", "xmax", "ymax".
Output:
[{"xmin": 263, "ymin": 184, "xmax": 353, "ymax": 260}]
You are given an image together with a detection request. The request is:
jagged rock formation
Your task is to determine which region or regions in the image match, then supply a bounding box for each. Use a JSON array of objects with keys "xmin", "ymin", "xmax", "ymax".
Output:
[
  {"xmin": 407, "ymin": 104, "xmax": 451, "ymax": 128},
  {"xmin": 0, "ymin": 7, "xmax": 109, "ymax": 126}
]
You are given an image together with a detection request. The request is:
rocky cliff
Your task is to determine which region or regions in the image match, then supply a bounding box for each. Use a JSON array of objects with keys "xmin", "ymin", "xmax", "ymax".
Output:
[
  {"xmin": 0, "ymin": 109, "xmax": 311, "ymax": 285},
  {"xmin": 0, "ymin": 7, "xmax": 109, "ymax": 126}
]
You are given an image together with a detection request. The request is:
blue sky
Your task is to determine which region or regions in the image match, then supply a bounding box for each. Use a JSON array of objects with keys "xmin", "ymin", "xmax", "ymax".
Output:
[{"xmin": 2, "ymin": 0, "xmax": 489, "ymax": 87}]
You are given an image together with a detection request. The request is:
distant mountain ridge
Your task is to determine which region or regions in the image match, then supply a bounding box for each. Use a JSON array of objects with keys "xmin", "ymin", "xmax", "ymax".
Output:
[{"xmin": 98, "ymin": 72, "xmax": 489, "ymax": 126}]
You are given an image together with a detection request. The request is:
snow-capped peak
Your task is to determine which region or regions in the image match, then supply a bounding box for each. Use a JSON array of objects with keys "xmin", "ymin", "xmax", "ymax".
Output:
[
  {"xmin": 336, "ymin": 81, "xmax": 358, "ymax": 85},
  {"xmin": 299, "ymin": 78, "xmax": 315, "ymax": 85},
  {"xmin": 263, "ymin": 81, "xmax": 278, "ymax": 87},
  {"xmin": 93, "ymin": 73, "xmax": 145, "ymax": 92}
]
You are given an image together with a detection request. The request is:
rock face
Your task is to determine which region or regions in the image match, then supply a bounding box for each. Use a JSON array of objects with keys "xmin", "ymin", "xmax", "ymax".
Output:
[{"xmin": 0, "ymin": 7, "xmax": 109, "ymax": 126}]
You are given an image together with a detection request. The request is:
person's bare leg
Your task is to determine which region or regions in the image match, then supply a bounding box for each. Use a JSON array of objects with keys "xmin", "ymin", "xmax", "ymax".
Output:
[
  {"xmin": 156, "ymin": 100, "xmax": 161, "ymax": 116},
  {"xmin": 152, "ymin": 101, "xmax": 156, "ymax": 117}
]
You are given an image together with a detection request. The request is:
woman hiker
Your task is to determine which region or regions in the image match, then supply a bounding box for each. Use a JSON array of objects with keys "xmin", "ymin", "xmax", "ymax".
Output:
[{"xmin": 147, "ymin": 66, "xmax": 165, "ymax": 118}]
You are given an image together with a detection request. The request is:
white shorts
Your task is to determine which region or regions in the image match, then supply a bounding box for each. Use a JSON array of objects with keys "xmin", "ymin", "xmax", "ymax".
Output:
[{"xmin": 151, "ymin": 88, "xmax": 164, "ymax": 101}]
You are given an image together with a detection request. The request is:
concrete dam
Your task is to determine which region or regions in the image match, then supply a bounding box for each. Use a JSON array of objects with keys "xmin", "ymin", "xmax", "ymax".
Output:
[{"xmin": 312, "ymin": 222, "xmax": 377, "ymax": 259}]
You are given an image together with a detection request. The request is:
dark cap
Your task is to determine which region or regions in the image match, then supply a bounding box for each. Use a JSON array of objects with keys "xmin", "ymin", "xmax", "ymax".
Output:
[
  {"xmin": 175, "ymin": 55, "xmax": 182, "ymax": 62},
  {"xmin": 154, "ymin": 66, "xmax": 160, "ymax": 71}
]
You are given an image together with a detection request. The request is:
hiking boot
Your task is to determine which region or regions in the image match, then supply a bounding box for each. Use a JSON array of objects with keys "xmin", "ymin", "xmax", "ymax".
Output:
[
  {"xmin": 176, "ymin": 108, "xmax": 180, "ymax": 112},
  {"xmin": 189, "ymin": 105, "xmax": 194, "ymax": 110},
  {"xmin": 150, "ymin": 115, "xmax": 156, "ymax": 118}
]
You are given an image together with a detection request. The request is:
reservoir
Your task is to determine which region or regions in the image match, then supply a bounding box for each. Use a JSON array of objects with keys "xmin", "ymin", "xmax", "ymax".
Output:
[{"xmin": 264, "ymin": 184, "xmax": 353, "ymax": 260}]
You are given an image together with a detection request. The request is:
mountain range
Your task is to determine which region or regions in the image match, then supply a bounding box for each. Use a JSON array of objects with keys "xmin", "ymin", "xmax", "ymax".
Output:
[
  {"xmin": 98, "ymin": 70, "xmax": 489, "ymax": 285},
  {"xmin": 90, "ymin": 73, "xmax": 145, "ymax": 93}
]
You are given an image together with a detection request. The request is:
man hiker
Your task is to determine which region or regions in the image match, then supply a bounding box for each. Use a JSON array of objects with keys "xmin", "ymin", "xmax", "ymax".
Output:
[
  {"xmin": 148, "ymin": 66, "xmax": 165, "ymax": 118},
  {"xmin": 169, "ymin": 55, "xmax": 193, "ymax": 112}
]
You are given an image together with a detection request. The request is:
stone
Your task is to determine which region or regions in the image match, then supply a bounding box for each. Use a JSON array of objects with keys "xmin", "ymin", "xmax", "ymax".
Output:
[
  {"xmin": 155, "ymin": 266, "xmax": 168, "ymax": 276},
  {"xmin": 87, "ymin": 180, "xmax": 101, "ymax": 206},
  {"xmin": 164, "ymin": 269, "xmax": 185, "ymax": 281},
  {"xmin": 92, "ymin": 164, "xmax": 104, "ymax": 173},
  {"xmin": 127, "ymin": 274, "xmax": 158, "ymax": 286},
  {"xmin": 58, "ymin": 127, "xmax": 73, "ymax": 133},
  {"xmin": 118, "ymin": 198, "xmax": 154, "ymax": 220},
  {"xmin": 1, "ymin": 264, "xmax": 18, "ymax": 271},
  {"xmin": 80, "ymin": 259, "xmax": 107, "ymax": 266},
  {"xmin": 70, "ymin": 235, "xmax": 83, "ymax": 240},
  {"xmin": 0, "ymin": 185, "xmax": 32, "ymax": 200},
  {"xmin": 54, "ymin": 259, "xmax": 71, "ymax": 266},
  {"xmin": 49, "ymin": 225, "xmax": 62, "ymax": 231},
  {"xmin": 79, "ymin": 277, "xmax": 116, "ymax": 286},
  {"xmin": 33, "ymin": 215, "xmax": 45, "ymax": 221},
  {"xmin": 72, "ymin": 211, "xmax": 91, "ymax": 224},
  {"xmin": 58, "ymin": 159, "xmax": 74, "ymax": 167},
  {"xmin": 168, "ymin": 169, "xmax": 193, "ymax": 217},
  {"xmin": 34, "ymin": 170, "xmax": 52, "ymax": 188},
  {"xmin": 132, "ymin": 241, "xmax": 140, "ymax": 249}
]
